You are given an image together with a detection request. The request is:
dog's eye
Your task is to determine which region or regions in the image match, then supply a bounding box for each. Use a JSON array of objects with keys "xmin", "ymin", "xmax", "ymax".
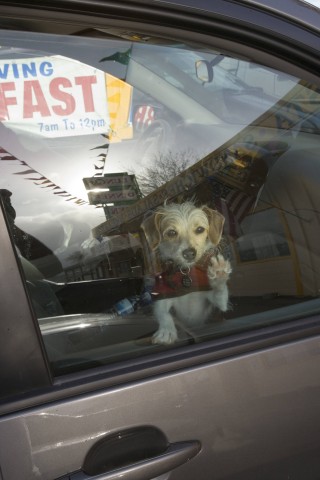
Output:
[
  {"xmin": 195, "ymin": 226, "xmax": 205, "ymax": 234},
  {"xmin": 166, "ymin": 229, "xmax": 177, "ymax": 238}
]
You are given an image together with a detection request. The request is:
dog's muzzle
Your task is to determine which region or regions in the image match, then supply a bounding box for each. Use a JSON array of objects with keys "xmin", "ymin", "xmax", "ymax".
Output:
[{"xmin": 182, "ymin": 247, "xmax": 196, "ymax": 262}]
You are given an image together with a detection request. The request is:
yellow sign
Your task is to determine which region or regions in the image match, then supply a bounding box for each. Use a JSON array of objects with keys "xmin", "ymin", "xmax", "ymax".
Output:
[{"xmin": 106, "ymin": 74, "xmax": 133, "ymax": 142}]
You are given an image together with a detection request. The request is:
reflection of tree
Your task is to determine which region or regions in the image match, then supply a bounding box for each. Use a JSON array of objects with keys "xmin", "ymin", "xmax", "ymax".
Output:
[{"xmin": 134, "ymin": 150, "xmax": 195, "ymax": 196}]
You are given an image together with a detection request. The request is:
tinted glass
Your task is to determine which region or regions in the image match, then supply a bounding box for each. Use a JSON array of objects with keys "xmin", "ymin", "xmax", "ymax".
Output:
[{"xmin": 1, "ymin": 28, "xmax": 319, "ymax": 375}]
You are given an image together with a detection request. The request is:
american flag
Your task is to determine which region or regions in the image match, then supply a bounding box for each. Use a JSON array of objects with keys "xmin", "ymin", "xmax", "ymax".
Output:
[
  {"xmin": 210, "ymin": 180, "xmax": 255, "ymax": 238},
  {"xmin": 134, "ymin": 105, "xmax": 155, "ymax": 132}
]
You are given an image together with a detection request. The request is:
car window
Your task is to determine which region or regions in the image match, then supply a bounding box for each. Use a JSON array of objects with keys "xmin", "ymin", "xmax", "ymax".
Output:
[{"xmin": 1, "ymin": 28, "xmax": 320, "ymax": 376}]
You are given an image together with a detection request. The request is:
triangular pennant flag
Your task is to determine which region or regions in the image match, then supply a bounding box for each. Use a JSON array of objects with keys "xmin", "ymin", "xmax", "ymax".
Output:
[
  {"xmin": 13, "ymin": 169, "xmax": 37, "ymax": 175},
  {"xmin": 0, "ymin": 155, "xmax": 17, "ymax": 161},
  {"xmin": 90, "ymin": 143, "xmax": 109, "ymax": 150},
  {"xmin": 27, "ymin": 177, "xmax": 47, "ymax": 181}
]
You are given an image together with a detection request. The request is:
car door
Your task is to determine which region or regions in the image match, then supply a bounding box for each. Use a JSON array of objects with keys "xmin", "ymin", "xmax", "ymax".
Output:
[{"xmin": 0, "ymin": 1, "xmax": 320, "ymax": 479}]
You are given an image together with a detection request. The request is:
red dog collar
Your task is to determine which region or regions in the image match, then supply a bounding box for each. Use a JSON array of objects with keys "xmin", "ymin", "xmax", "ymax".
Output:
[{"xmin": 152, "ymin": 248, "xmax": 216, "ymax": 300}]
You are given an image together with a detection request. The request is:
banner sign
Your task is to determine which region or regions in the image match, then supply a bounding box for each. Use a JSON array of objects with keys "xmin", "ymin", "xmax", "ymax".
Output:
[
  {"xmin": 0, "ymin": 55, "xmax": 132, "ymax": 139},
  {"xmin": 88, "ymin": 187, "xmax": 139, "ymax": 205},
  {"xmin": 83, "ymin": 173, "xmax": 135, "ymax": 190},
  {"xmin": 104, "ymin": 205, "xmax": 131, "ymax": 217}
]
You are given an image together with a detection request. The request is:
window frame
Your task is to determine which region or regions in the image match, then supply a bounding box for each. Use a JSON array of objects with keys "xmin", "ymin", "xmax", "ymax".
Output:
[
  {"xmin": 1, "ymin": 1, "xmax": 320, "ymax": 415},
  {"xmin": 0, "ymin": 204, "xmax": 52, "ymax": 400}
]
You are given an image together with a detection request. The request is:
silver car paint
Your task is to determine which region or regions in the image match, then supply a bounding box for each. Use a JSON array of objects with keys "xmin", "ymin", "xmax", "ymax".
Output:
[{"xmin": 0, "ymin": 335, "xmax": 319, "ymax": 479}]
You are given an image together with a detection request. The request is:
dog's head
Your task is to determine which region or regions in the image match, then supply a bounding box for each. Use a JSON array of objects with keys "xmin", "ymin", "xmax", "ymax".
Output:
[{"xmin": 141, "ymin": 201, "xmax": 224, "ymax": 267}]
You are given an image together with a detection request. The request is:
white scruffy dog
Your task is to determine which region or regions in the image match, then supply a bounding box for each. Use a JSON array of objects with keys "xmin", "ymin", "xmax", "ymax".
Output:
[{"xmin": 141, "ymin": 201, "xmax": 232, "ymax": 345}]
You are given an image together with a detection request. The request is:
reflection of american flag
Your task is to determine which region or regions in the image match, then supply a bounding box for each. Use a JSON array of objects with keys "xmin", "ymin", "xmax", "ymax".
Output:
[
  {"xmin": 134, "ymin": 105, "xmax": 155, "ymax": 132},
  {"xmin": 211, "ymin": 181, "xmax": 255, "ymax": 238}
]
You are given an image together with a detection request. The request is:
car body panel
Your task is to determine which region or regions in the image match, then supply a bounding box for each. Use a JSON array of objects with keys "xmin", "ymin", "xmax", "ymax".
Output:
[{"xmin": 1, "ymin": 334, "xmax": 320, "ymax": 480}]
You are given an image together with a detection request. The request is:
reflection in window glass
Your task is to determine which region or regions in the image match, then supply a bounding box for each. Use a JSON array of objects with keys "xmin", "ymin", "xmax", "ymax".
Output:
[{"xmin": 0, "ymin": 28, "xmax": 320, "ymax": 374}]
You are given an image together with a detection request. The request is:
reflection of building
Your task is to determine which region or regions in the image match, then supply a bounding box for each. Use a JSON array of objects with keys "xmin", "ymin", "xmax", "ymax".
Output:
[
  {"xmin": 65, "ymin": 172, "xmax": 144, "ymax": 281},
  {"xmin": 64, "ymin": 233, "xmax": 144, "ymax": 281},
  {"xmin": 92, "ymin": 140, "xmax": 320, "ymax": 299}
]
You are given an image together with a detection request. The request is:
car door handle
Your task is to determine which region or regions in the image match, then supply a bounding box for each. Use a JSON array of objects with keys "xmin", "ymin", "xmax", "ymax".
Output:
[{"xmin": 58, "ymin": 440, "xmax": 201, "ymax": 480}]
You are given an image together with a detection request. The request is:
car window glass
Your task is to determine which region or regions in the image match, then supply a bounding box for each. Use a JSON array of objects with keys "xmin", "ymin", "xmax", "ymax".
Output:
[{"xmin": 0, "ymin": 28, "xmax": 319, "ymax": 375}]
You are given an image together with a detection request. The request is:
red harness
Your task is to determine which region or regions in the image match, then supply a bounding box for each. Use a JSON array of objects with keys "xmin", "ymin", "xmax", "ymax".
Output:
[{"xmin": 152, "ymin": 249, "xmax": 216, "ymax": 300}]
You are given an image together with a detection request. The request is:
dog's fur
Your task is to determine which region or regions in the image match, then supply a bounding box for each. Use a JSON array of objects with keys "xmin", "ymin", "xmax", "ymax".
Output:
[{"xmin": 141, "ymin": 201, "xmax": 232, "ymax": 344}]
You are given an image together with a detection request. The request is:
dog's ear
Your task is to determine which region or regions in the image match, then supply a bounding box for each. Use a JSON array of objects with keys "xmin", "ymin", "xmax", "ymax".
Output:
[
  {"xmin": 141, "ymin": 212, "xmax": 162, "ymax": 250},
  {"xmin": 202, "ymin": 206, "xmax": 225, "ymax": 245}
]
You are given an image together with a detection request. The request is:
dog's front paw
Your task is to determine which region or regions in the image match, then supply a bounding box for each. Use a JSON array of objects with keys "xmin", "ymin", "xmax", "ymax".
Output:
[
  {"xmin": 207, "ymin": 254, "xmax": 232, "ymax": 283},
  {"xmin": 152, "ymin": 327, "xmax": 178, "ymax": 345}
]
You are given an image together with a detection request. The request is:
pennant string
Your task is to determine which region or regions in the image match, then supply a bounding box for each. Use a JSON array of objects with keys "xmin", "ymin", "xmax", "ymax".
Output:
[{"xmin": 0, "ymin": 145, "xmax": 88, "ymax": 206}]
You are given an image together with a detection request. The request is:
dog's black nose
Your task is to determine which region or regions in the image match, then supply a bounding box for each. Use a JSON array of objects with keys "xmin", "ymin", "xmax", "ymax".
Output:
[{"xmin": 182, "ymin": 247, "xmax": 196, "ymax": 261}]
